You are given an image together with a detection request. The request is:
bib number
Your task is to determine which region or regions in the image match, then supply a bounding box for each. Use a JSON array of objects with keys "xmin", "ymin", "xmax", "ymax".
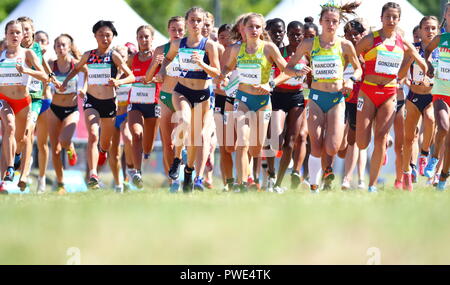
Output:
[
  {"xmin": 116, "ymin": 84, "xmax": 132, "ymax": 102},
  {"xmin": 178, "ymin": 48, "xmax": 205, "ymax": 72},
  {"xmin": 88, "ymin": 63, "xmax": 111, "ymax": 86},
  {"xmin": 237, "ymin": 63, "xmax": 261, "ymax": 85},
  {"xmin": 437, "ymin": 58, "xmax": 450, "ymax": 81},
  {"xmin": 285, "ymin": 64, "xmax": 305, "ymax": 86},
  {"xmin": 129, "ymin": 83, "xmax": 156, "ymax": 104},
  {"xmin": 0, "ymin": 63, "xmax": 25, "ymax": 86},
  {"xmin": 224, "ymin": 71, "xmax": 240, "ymax": 98},
  {"xmin": 357, "ymin": 97, "xmax": 364, "ymax": 111},
  {"xmin": 374, "ymin": 50, "xmax": 403, "ymax": 75},
  {"xmin": 312, "ymin": 55, "xmax": 341, "ymax": 80}
]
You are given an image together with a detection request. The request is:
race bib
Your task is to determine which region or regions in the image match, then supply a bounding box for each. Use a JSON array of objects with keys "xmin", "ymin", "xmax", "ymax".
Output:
[
  {"xmin": 87, "ymin": 63, "xmax": 111, "ymax": 86},
  {"xmin": 437, "ymin": 57, "xmax": 450, "ymax": 81},
  {"xmin": 285, "ymin": 63, "xmax": 306, "ymax": 86},
  {"xmin": 178, "ymin": 48, "xmax": 205, "ymax": 71},
  {"xmin": 28, "ymin": 78, "xmax": 42, "ymax": 92},
  {"xmin": 412, "ymin": 62, "xmax": 426, "ymax": 83},
  {"xmin": 224, "ymin": 71, "xmax": 240, "ymax": 98},
  {"xmin": 312, "ymin": 55, "xmax": 341, "ymax": 80},
  {"xmin": 0, "ymin": 62, "xmax": 25, "ymax": 86},
  {"xmin": 237, "ymin": 63, "xmax": 261, "ymax": 85},
  {"xmin": 343, "ymin": 65, "xmax": 355, "ymax": 81},
  {"xmin": 116, "ymin": 84, "xmax": 132, "ymax": 102},
  {"xmin": 357, "ymin": 97, "xmax": 364, "ymax": 111},
  {"xmin": 54, "ymin": 75, "xmax": 77, "ymax": 94},
  {"xmin": 374, "ymin": 50, "xmax": 403, "ymax": 75},
  {"xmin": 166, "ymin": 55, "xmax": 181, "ymax": 77},
  {"xmin": 129, "ymin": 82, "xmax": 156, "ymax": 104}
]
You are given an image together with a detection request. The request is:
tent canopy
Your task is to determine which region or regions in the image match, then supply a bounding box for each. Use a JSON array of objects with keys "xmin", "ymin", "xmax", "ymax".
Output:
[
  {"xmin": 0, "ymin": 0, "xmax": 168, "ymax": 53},
  {"xmin": 266, "ymin": 0, "xmax": 424, "ymax": 41}
]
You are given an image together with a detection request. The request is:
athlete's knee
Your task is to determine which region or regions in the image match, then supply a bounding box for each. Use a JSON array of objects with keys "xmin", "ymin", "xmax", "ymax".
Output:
[{"xmin": 249, "ymin": 146, "xmax": 262, "ymax": 158}]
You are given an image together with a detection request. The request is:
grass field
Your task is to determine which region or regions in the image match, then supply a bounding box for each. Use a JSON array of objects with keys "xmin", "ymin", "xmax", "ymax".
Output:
[{"xmin": 1, "ymin": 173, "xmax": 450, "ymax": 265}]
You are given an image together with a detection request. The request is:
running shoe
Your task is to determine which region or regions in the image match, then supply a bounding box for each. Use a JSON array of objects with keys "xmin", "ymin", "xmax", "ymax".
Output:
[
  {"xmin": 114, "ymin": 184, "xmax": 124, "ymax": 193},
  {"xmin": 87, "ymin": 174, "xmax": 100, "ymax": 190},
  {"xmin": 204, "ymin": 179, "xmax": 213, "ymax": 189},
  {"xmin": 341, "ymin": 178, "xmax": 351, "ymax": 190},
  {"xmin": 14, "ymin": 153, "xmax": 21, "ymax": 171},
  {"xmin": 357, "ymin": 181, "xmax": 366, "ymax": 190},
  {"xmin": 291, "ymin": 171, "xmax": 301, "ymax": 189},
  {"xmin": 322, "ymin": 166, "xmax": 335, "ymax": 189},
  {"xmin": 394, "ymin": 179, "xmax": 403, "ymax": 190},
  {"xmin": 273, "ymin": 186, "xmax": 286, "ymax": 194},
  {"xmin": 132, "ymin": 172, "xmax": 144, "ymax": 189},
  {"xmin": 267, "ymin": 176, "xmax": 276, "ymax": 192},
  {"xmin": 168, "ymin": 158, "xmax": 182, "ymax": 180},
  {"xmin": 418, "ymin": 155, "xmax": 427, "ymax": 176},
  {"xmin": 411, "ymin": 165, "xmax": 418, "ymax": 183},
  {"xmin": 368, "ymin": 185, "xmax": 378, "ymax": 193},
  {"xmin": 402, "ymin": 173, "xmax": 413, "ymax": 192},
  {"xmin": 170, "ymin": 180, "xmax": 180, "ymax": 193},
  {"xmin": 433, "ymin": 174, "xmax": 440, "ymax": 187},
  {"xmin": 0, "ymin": 182, "xmax": 8, "ymax": 195},
  {"xmin": 182, "ymin": 168, "xmax": 194, "ymax": 193},
  {"xmin": 98, "ymin": 150, "xmax": 108, "ymax": 167},
  {"xmin": 310, "ymin": 184, "xmax": 320, "ymax": 194},
  {"xmin": 194, "ymin": 176, "xmax": 205, "ymax": 191},
  {"xmin": 4, "ymin": 167, "xmax": 14, "ymax": 182},
  {"xmin": 239, "ymin": 183, "xmax": 248, "ymax": 193},
  {"xmin": 436, "ymin": 180, "xmax": 447, "ymax": 191},
  {"xmin": 424, "ymin": 157, "xmax": 439, "ymax": 178},
  {"xmin": 37, "ymin": 176, "xmax": 46, "ymax": 194},
  {"xmin": 56, "ymin": 183, "xmax": 66, "ymax": 195},
  {"xmin": 67, "ymin": 148, "xmax": 77, "ymax": 166}
]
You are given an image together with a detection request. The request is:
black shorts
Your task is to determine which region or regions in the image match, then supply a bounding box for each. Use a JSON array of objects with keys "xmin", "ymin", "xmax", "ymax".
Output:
[
  {"xmin": 271, "ymin": 90, "xmax": 305, "ymax": 113},
  {"xmin": 407, "ymin": 91, "xmax": 432, "ymax": 114},
  {"xmin": 396, "ymin": 99, "xmax": 405, "ymax": 113},
  {"xmin": 174, "ymin": 83, "xmax": 210, "ymax": 108},
  {"xmin": 214, "ymin": 94, "xmax": 235, "ymax": 115},
  {"xmin": 50, "ymin": 104, "xmax": 78, "ymax": 121},
  {"xmin": 345, "ymin": 102, "xmax": 357, "ymax": 130},
  {"xmin": 83, "ymin": 93, "xmax": 116, "ymax": 118},
  {"xmin": 128, "ymin": 103, "xmax": 161, "ymax": 118}
]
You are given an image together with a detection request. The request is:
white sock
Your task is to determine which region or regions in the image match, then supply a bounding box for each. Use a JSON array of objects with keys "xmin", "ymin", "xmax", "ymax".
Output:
[
  {"xmin": 89, "ymin": 169, "xmax": 97, "ymax": 176},
  {"xmin": 308, "ymin": 155, "xmax": 323, "ymax": 186}
]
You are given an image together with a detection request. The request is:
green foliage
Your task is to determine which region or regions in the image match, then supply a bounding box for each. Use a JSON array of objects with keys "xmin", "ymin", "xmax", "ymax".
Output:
[
  {"xmin": 407, "ymin": 0, "xmax": 442, "ymax": 18},
  {"xmin": 0, "ymin": 0, "xmax": 20, "ymax": 22},
  {"xmin": 125, "ymin": 0, "xmax": 281, "ymax": 35}
]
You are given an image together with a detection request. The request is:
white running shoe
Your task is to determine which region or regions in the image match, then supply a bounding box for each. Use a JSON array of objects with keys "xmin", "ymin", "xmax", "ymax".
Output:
[
  {"xmin": 341, "ymin": 178, "xmax": 351, "ymax": 190},
  {"xmin": 357, "ymin": 181, "xmax": 366, "ymax": 190},
  {"xmin": 273, "ymin": 186, "xmax": 286, "ymax": 194},
  {"xmin": 267, "ymin": 177, "xmax": 276, "ymax": 192},
  {"xmin": 114, "ymin": 184, "xmax": 124, "ymax": 193},
  {"xmin": 37, "ymin": 176, "xmax": 46, "ymax": 194}
]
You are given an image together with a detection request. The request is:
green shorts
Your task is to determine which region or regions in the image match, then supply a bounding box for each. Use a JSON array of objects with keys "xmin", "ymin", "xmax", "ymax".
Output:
[{"xmin": 160, "ymin": 91, "xmax": 175, "ymax": 112}]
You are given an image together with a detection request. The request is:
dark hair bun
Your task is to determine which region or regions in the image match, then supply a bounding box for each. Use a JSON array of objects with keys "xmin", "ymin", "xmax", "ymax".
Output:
[{"xmin": 304, "ymin": 17, "xmax": 314, "ymax": 23}]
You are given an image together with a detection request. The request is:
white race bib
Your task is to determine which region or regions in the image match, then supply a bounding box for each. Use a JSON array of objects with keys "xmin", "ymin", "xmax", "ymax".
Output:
[
  {"xmin": 166, "ymin": 55, "xmax": 181, "ymax": 77},
  {"xmin": 116, "ymin": 84, "xmax": 132, "ymax": 103},
  {"xmin": 178, "ymin": 48, "xmax": 205, "ymax": 71},
  {"xmin": 437, "ymin": 57, "xmax": 450, "ymax": 81},
  {"xmin": 285, "ymin": 63, "xmax": 305, "ymax": 86},
  {"xmin": 374, "ymin": 50, "xmax": 403, "ymax": 75},
  {"xmin": 312, "ymin": 55, "xmax": 341, "ymax": 80},
  {"xmin": 412, "ymin": 62, "xmax": 426, "ymax": 83},
  {"xmin": 28, "ymin": 78, "xmax": 42, "ymax": 92},
  {"xmin": 238, "ymin": 63, "xmax": 261, "ymax": 85},
  {"xmin": 129, "ymin": 82, "xmax": 156, "ymax": 104},
  {"xmin": 54, "ymin": 75, "xmax": 77, "ymax": 94},
  {"xmin": 88, "ymin": 63, "xmax": 111, "ymax": 86},
  {"xmin": 343, "ymin": 65, "xmax": 355, "ymax": 81},
  {"xmin": 224, "ymin": 70, "xmax": 239, "ymax": 98},
  {"xmin": 0, "ymin": 63, "xmax": 27, "ymax": 86}
]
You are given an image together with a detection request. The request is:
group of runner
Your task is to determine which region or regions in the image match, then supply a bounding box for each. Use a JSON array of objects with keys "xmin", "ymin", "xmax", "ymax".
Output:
[{"xmin": 0, "ymin": 1, "xmax": 449, "ymax": 194}]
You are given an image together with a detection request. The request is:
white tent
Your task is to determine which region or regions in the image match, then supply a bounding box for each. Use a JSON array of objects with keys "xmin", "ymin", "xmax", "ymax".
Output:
[
  {"xmin": 266, "ymin": 0, "xmax": 424, "ymax": 41},
  {"xmin": 0, "ymin": 0, "xmax": 168, "ymax": 53}
]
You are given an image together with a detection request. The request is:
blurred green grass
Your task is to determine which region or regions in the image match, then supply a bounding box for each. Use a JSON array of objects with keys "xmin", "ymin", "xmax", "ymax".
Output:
[{"xmin": 1, "ymin": 175, "xmax": 450, "ymax": 265}]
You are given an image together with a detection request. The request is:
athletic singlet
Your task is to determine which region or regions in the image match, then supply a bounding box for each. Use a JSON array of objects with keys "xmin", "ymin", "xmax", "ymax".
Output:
[
  {"xmin": 0, "ymin": 49, "xmax": 31, "ymax": 86},
  {"xmin": 410, "ymin": 42, "xmax": 439, "ymax": 85},
  {"xmin": 27, "ymin": 42, "xmax": 43, "ymax": 94},
  {"xmin": 164, "ymin": 42, "xmax": 181, "ymax": 77},
  {"xmin": 363, "ymin": 31, "xmax": 404, "ymax": 79},
  {"xmin": 432, "ymin": 33, "xmax": 450, "ymax": 96},
  {"xmin": 129, "ymin": 53, "xmax": 159, "ymax": 104},
  {"xmin": 178, "ymin": 37, "xmax": 209, "ymax": 80},
  {"xmin": 275, "ymin": 47, "xmax": 308, "ymax": 89},
  {"xmin": 52, "ymin": 59, "xmax": 78, "ymax": 94},
  {"xmin": 86, "ymin": 49, "xmax": 117, "ymax": 86},
  {"xmin": 310, "ymin": 36, "xmax": 344, "ymax": 83},
  {"xmin": 236, "ymin": 42, "xmax": 272, "ymax": 85}
]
